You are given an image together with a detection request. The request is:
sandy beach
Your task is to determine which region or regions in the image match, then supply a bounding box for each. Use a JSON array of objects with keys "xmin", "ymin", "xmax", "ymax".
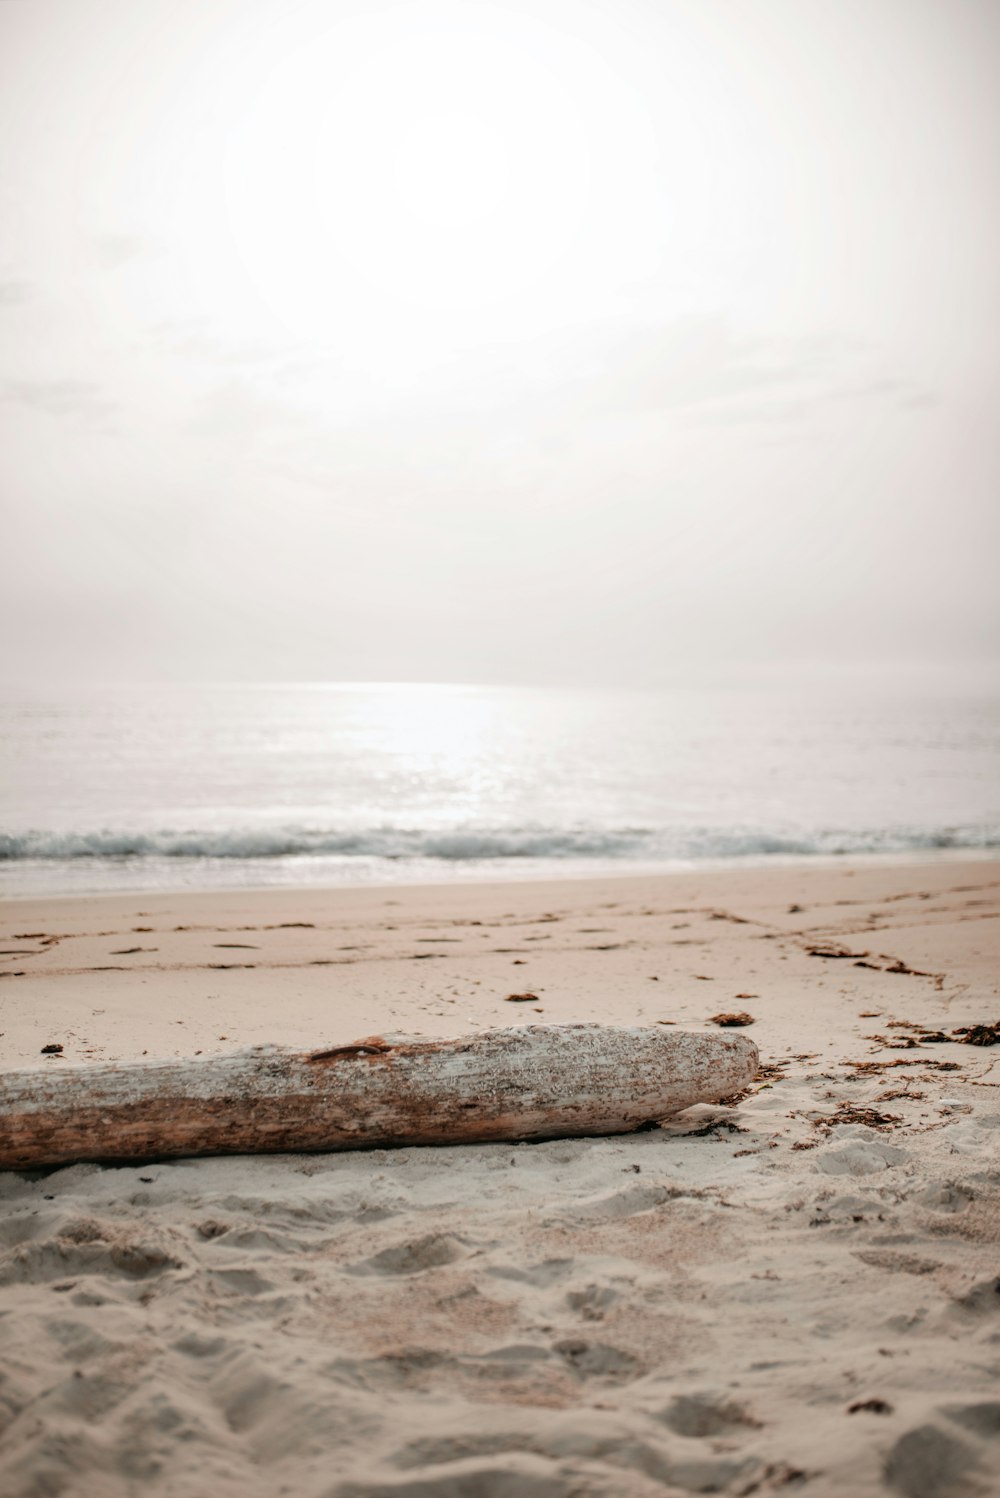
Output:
[
  {"xmin": 5, "ymin": 0, "xmax": 999, "ymax": 1493},
  {"xmin": 1, "ymin": 858, "xmax": 998, "ymax": 1496}
]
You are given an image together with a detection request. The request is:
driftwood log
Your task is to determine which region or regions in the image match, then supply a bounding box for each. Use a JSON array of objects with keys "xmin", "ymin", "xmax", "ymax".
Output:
[{"xmin": 0, "ymin": 1023, "xmax": 758, "ymax": 1170}]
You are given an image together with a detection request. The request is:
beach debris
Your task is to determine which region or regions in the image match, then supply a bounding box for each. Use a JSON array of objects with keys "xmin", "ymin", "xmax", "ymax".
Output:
[
  {"xmin": 814, "ymin": 1104, "xmax": 902, "ymax": 1132},
  {"xmin": 848, "ymin": 1399, "xmax": 893, "ymax": 1415},
  {"xmin": 40, "ymin": 1043, "xmax": 63, "ymax": 1055},
  {"xmin": 884, "ymin": 1021, "xmax": 952, "ymax": 1043},
  {"xmin": 864, "ymin": 1032, "xmax": 923, "ymax": 1049},
  {"xmin": 0, "ymin": 1023, "xmax": 759, "ymax": 1169},
  {"xmin": 954, "ymin": 1021, "xmax": 1000, "ymax": 1046},
  {"xmin": 844, "ymin": 1057, "xmax": 961, "ymax": 1075},
  {"xmin": 852, "ymin": 953, "xmax": 944, "ymax": 984},
  {"xmin": 709, "ymin": 1011, "xmax": 756, "ymax": 1027},
  {"xmin": 865, "ymin": 1020, "xmax": 999, "ymax": 1049},
  {"xmin": 807, "ymin": 944, "xmax": 867, "ymax": 960},
  {"xmin": 505, "ymin": 992, "xmax": 539, "ymax": 1002},
  {"xmin": 683, "ymin": 1115, "xmax": 749, "ymax": 1137},
  {"xmin": 659, "ymin": 1392, "xmax": 762, "ymax": 1437}
]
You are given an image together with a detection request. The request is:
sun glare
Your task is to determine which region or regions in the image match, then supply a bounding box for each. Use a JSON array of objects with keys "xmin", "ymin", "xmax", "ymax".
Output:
[
  {"xmin": 392, "ymin": 109, "xmax": 513, "ymax": 231},
  {"xmin": 126, "ymin": 1, "xmax": 774, "ymax": 383},
  {"xmin": 205, "ymin": 4, "xmax": 660, "ymax": 358}
]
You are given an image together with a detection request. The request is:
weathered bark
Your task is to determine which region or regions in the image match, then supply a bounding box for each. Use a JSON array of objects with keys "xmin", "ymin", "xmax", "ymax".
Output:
[{"xmin": 0, "ymin": 1023, "xmax": 758, "ymax": 1170}]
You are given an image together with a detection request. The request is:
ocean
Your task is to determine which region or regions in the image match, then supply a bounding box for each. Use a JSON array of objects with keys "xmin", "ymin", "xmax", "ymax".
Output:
[{"xmin": 1, "ymin": 675, "xmax": 998, "ymax": 897}]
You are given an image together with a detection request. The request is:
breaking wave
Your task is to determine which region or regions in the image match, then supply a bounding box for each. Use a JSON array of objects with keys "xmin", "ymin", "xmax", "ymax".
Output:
[{"xmin": 1, "ymin": 823, "xmax": 997, "ymax": 864}]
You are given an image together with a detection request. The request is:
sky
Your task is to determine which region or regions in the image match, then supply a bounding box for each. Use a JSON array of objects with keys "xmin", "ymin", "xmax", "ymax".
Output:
[{"xmin": 1, "ymin": 0, "xmax": 998, "ymax": 686}]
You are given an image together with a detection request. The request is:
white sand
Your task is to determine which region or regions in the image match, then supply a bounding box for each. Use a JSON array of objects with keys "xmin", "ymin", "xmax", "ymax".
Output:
[{"xmin": 1, "ymin": 859, "xmax": 998, "ymax": 1496}]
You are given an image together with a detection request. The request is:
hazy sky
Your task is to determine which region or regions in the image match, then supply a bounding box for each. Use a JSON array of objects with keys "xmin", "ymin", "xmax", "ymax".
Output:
[{"xmin": 1, "ymin": 0, "xmax": 998, "ymax": 685}]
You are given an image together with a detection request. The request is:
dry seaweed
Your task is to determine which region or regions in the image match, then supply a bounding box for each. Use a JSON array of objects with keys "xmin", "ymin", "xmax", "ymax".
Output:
[{"xmin": 953, "ymin": 1022, "xmax": 1000, "ymax": 1046}]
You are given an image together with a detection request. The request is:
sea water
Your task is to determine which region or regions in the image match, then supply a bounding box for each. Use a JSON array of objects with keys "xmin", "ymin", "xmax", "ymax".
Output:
[{"xmin": 1, "ymin": 674, "xmax": 998, "ymax": 896}]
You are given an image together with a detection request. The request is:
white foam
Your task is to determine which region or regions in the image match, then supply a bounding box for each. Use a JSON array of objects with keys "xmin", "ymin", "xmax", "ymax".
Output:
[{"xmin": 1, "ymin": 821, "xmax": 996, "ymax": 863}]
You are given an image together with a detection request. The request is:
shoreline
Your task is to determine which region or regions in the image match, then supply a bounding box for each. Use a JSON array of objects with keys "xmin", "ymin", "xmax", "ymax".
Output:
[
  {"xmin": 1, "ymin": 841, "xmax": 995, "ymax": 906},
  {"xmin": 1, "ymin": 857, "xmax": 998, "ymax": 1495}
]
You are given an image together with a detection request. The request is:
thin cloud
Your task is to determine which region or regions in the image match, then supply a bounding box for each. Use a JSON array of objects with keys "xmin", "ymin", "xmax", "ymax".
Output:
[
  {"xmin": 0, "ymin": 280, "xmax": 32, "ymax": 307},
  {"xmin": 568, "ymin": 322, "xmax": 844, "ymax": 418},
  {"xmin": 554, "ymin": 321, "xmax": 936, "ymax": 430},
  {"xmin": 185, "ymin": 378, "xmax": 287, "ymax": 440},
  {"xmin": 2, "ymin": 378, "xmax": 115, "ymax": 420},
  {"xmin": 141, "ymin": 316, "xmax": 302, "ymax": 370},
  {"xmin": 94, "ymin": 233, "xmax": 149, "ymax": 270}
]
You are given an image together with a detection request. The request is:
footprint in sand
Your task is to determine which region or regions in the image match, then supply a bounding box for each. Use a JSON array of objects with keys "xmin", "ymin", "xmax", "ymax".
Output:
[
  {"xmin": 0, "ymin": 1227, "xmax": 182, "ymax": 1286},
  {"xmin": 552, "ymin": 1338, "xmax": 642, "ymax": 1380},
  {"xmin": 487, "ymin": 1258, "xmax": 576, "ymax": 1289},
  {"xmin": 204, "ymin": 1266, "xmax": 276, "ymax": 1297},
  {"xmin": 913, "ymin": 1181, "xmax": 975, "ymax": 1214},
  {"xmin": 943, "ymin": 1402, "xmax": 1000, "ymax": 1439},
  {"xmin": 333, "ymin": 1455, "xmax": 570, "ymax": 1498},
  {"xmin": 565, "ymin": 1283, "xmax": 620, "ymax": 1320},
  {"xmin": 561, "ymin": 1182, "xmax": 695, "ymax": 1222},
  {"xmin": 884, "ymin": 1423, "xmax": 980, "ymax": 1498},
  {"xmin": 656, "ymin": 1389, "xmax": 762, "ymax": 1438},
  {"xmin": 350, "ymin": 1233, "xmax": 467, "ymax": 1277},
  {"xmin": 950, "ymin": 1276, "xmax": 1000, "ymax": 1318},
  {"xmin": 813, "ymin": 1138, "xmax": 908, "ymax": 1176}
]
